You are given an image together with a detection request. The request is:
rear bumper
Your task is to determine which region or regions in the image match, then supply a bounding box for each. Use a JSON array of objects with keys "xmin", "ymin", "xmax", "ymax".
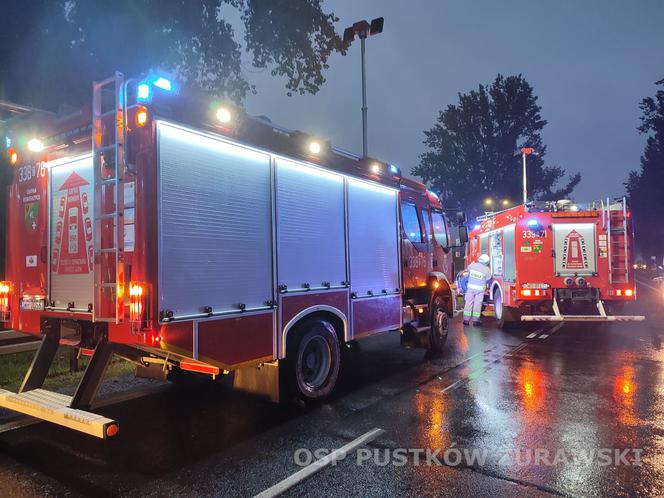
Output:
[{"xmin": 521, "ymin": 314, "xmax": 645, "ymax": 322}]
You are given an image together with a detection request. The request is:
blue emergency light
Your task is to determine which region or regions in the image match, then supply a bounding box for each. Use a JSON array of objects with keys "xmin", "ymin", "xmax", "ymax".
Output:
[
  {"xmin": 136, "ymin": 83, "xmax": 151, "ymax": 102},
  {"xmin": 152, "ymin": 77, "xmax": 173, "ymax": 91},
  {"xmin": 136, "ymin": 75, "xmax": 177, "ymax": 104},
  {"xmin": 526, "ymin": 218, "xmax": 540, "ymax": 228}
]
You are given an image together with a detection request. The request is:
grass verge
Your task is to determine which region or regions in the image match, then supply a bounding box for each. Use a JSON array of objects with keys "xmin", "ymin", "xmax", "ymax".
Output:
[{"xmin": 0, "ymin": 348, "xmax": 134, "ymax": 392}]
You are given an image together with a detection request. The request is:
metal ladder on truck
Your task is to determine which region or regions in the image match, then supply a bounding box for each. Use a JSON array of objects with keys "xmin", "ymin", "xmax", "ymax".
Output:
[
  {"xmin": 0, "ymin": 75, "xmax": 129, "ymax": 439},
  {"xmin": 92, "ymin": 72, "xmax": 126, "ymax": 323},
  {"xmin": 606, "ymin": 196, "xmax": 629, "ymax": 285}
]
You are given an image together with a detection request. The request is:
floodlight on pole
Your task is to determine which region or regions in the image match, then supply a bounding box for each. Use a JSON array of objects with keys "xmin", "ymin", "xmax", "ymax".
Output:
[
  {"xmin": 343, "ymin": 17, "xmax": 384, "ymax": 158},
  {"xmin": 517, "ymin": 147, "xmax": 538, "ymax": 204}
]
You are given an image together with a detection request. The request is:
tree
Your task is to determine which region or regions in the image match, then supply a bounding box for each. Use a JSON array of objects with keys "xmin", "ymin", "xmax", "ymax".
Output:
[
  {"xmin": 0, "ymin": 0, "xmax": 344, "ymax": 273},
  {"xmin": 414, "ymin": 74, "xmax": 580, "ymax": 217},
  {"xmin": 0, "ymin": 0, "xmax": 344, "ymax": 109},
  {"xmin": 625, "ymin": 78, "xmax": 664, "ymax": 261}
]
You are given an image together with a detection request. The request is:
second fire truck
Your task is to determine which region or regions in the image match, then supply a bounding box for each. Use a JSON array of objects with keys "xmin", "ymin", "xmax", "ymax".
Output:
[{"xmin": 466, "ymin": 199, "xmax": 645, "ymax": 326}]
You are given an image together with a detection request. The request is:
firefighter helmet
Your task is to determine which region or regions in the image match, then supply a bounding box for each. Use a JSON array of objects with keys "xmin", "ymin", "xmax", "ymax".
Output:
[{"xmin": 478, "ymin": 254, "xmax": 490, "ymax": 266}]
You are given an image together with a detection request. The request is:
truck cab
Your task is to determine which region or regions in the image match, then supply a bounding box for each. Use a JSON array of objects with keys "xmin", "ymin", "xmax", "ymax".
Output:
[{"xmin": 398, "ymin": 178, "xmax": 468, "ymax": 348}]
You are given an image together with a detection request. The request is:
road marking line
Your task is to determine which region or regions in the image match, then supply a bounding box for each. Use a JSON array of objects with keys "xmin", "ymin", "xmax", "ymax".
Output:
[
  {"xmin": 254, "ymin": 428, "xmax": 385, "ymax": 498},
  {"xmin": 528, "ymin": 322, "xmax": 565, "ymax": 341},
  {"xmin": 507, "ymin": 343, "xmax": 528, "ymax": 355},
  {"xmin": 440, "ymin": 340, "xmax": 532, "ymax": 394},
  {"xmin": 441, "ymin": 378, "xmax": 466, "ymax": 393},
  {"xmin": 547, "ymin": 323, "xmax": 565, "ymax": 335},
  {"xmin": 458, "ymin": 352, "xmax": 485, "ymax": 364}
]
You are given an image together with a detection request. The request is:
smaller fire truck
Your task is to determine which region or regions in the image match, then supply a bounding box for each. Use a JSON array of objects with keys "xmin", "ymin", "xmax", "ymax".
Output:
[
  {"xmin": 1, "ymin": 72, "xmax": 466, "ymax": 439},
  {"xmin": 466, "ymin": 199, "xmax": 645, "ymax": 326}
]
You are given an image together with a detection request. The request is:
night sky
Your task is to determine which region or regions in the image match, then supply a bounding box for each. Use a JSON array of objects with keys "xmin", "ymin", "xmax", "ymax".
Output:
[{"xmin": 240, "ymin": 0, "xmax": 664, "ymax": 201}]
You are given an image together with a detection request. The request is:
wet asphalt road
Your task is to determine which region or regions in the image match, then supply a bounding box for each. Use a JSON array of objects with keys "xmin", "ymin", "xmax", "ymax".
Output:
[{"xmin": 0, "ymin": 281, "xmax": 662, "ymax": 497}]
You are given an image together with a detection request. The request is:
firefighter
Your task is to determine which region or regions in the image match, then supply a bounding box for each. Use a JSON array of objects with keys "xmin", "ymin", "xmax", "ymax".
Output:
[{"xmin": 463, "ymin": 254, "xmax": 492, "ymax": 326}]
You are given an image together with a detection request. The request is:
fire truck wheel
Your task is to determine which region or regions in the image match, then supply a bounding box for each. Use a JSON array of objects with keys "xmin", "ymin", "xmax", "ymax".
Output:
[
  {"xmin": 430, "ymin": 297, "xmax": 450, "ymax": 352},
  {"xmin": 287, "ymin": 318, "xmax": 341, "ymax": 401},
  {"xmin": 494, "ymin": 290, "xmax": 517, "ymax": 329}
]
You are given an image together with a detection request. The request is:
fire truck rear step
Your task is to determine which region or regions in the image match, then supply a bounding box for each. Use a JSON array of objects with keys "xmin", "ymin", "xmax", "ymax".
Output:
[
  {"xmin": 521, "ymin": 295, "xmax": 645, "ymax": 322},
  {"xmin": 521, "ymin": 315, "xmax": 645, "ymax": 322},
  {"xmin": 0, "ymin": 388, "xmax": 118, "ymax": 439},
  {"xmin": 0, "ymin": 330, "xmax": 120, "ymax": 438}
]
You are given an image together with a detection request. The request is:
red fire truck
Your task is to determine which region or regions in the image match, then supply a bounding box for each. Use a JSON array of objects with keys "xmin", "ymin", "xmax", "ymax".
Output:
[
  {"xmin": 0, "ymin": 73, "xmax": 467, "ymax": 438},
  {"xmin": 466, "ymin": 200, "xmax": 645, "ymax": 327}
]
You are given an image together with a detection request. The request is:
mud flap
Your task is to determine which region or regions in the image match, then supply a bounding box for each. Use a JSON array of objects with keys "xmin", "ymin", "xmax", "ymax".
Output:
[{"xmin": 233, "ymin": 361, "xmax": 280, "ymax": 402}]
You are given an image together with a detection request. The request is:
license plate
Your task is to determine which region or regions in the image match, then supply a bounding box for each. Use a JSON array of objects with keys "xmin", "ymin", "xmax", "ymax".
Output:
[{"xmin": 20, "ymin": 297, "xmax": 45, "ymax": 311}]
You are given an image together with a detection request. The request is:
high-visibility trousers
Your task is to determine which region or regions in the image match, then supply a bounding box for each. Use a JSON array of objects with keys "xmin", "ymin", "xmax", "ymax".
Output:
[{"xmin": 463, "ymin": 288, "xmax": 484, "ymax": 322}]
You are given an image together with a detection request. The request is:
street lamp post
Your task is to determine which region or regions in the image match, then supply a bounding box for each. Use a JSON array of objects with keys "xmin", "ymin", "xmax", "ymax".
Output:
[
  {"xmin": 360, "ymin": 35, "xmax": 368, "ymax": 158},
  {"xmin": 343, "ymin": 17, "xmax": 384, "ymax": 158}
]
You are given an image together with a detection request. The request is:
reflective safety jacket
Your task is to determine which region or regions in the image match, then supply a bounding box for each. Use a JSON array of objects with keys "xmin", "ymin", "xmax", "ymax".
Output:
[{"xmin": 466, "ymin": 262, "xmax": 492, "ymax": 292}]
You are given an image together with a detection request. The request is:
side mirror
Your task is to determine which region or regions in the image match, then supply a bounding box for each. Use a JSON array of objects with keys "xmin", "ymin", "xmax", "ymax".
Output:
[
  {"xmin": 456, "ymin": 211, "xmax": 467, "ymax": 224},
  {"xmin": 457, "ymin": 225, "xmax": 469, "ymax": 245}
]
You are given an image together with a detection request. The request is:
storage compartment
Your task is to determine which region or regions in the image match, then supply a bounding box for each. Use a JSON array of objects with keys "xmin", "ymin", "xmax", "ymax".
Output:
[
  {"xmin": 275, "ymin": 158, "xmax": 346, "ymax": 291},
  {"xmin": 346, "ymin": 178, "xmax": 399, "ymax": 297},
  {"xmin": 157, "ymin": 122, "xmax": 273, "ymax": 319},
  {"xmin": 48, "ymin": 155, "xmax": 95, "ymax": 310}
]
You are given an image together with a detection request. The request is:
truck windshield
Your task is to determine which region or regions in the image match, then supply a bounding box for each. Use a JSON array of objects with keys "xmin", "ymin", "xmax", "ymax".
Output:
[{"xmin": 431, "ymin": 211, "xmax": 448, "ymax": 247}]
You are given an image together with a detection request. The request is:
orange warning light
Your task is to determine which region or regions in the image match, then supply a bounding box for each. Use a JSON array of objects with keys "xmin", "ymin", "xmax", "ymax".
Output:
[
  {"xmin": 8, "ymin": 148, "xmax": 18, "ymax": 166},
  {"xmin": 135, "ymin": 106, "xmax": 148, "ymax": 127}
]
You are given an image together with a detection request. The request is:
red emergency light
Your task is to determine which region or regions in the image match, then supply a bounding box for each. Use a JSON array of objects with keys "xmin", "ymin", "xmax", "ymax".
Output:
[
  {"xmin": 129, "ymin": 282, "xmax": 151, "ymax": 331},
  {"xmin": 520, "ymin": 288, "xmax": 548, "ymax": 298}
]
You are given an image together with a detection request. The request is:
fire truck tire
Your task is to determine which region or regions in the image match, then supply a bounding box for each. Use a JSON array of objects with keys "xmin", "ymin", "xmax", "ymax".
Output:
[
  {"xmin": 494, "ymin": 290, "xmax": 518, "ymax": 329},
  {"xmin": 430, "ymin": 296, "xmax": 450, "ymax": 352},
  {"xmin": 284, "ymin": 318, "xmax": 341, "ymax": 401}
]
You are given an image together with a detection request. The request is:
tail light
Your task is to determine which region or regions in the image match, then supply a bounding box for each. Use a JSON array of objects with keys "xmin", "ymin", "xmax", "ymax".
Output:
[
  {"xmin": 129, "ymin": 282, "xmax": 151, "ymax": 330},
  {"xmin": 520, "ymin": 289, "xmax": 547, "ymax": 298},
  {"xmin": 610, "ymin": 289, "xmax": 635, "ymax": 298},
  {"xmin": 0, "ymin": 281, "xmax": 13, "ymax": 321}
]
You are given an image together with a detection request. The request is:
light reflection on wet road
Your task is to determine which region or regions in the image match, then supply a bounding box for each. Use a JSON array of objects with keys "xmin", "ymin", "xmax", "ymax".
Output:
[{"xmin": 0, "ymin": 285, "xmax": 662, "ymax": 497}]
